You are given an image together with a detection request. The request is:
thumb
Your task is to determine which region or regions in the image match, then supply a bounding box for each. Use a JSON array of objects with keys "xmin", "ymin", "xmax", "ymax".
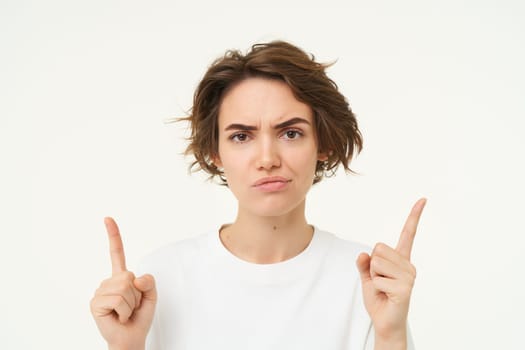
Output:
[
  {"xmin": 356, "ymin": 252, "xmax": 372, "ymax": 283},
  {"xmin": 134, "ymin": 274, "xmax": 157, "ymax": 299},
  {"xmin": 133, "ymin": 274, "xmax": 157, "ymax": 314}
]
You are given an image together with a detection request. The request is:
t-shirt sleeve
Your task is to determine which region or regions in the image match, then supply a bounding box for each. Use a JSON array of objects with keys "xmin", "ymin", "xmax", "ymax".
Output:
[{"xmin": 364, "ymin": 323, "xmax": 416, "ymax": 350}]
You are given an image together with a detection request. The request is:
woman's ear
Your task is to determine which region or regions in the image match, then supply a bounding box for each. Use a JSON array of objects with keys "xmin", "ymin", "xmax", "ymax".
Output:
[
  {"xmin": 212, "ymin": 155, "xmax": 223, "ymax": 168},
  {"xmin": 317, "ymin": 150, "xmax": 331, "ymax": 162}
]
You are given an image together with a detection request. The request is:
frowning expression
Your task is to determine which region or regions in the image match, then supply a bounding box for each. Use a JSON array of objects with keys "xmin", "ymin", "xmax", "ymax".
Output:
[{"xmin": 214, "ymin": 77, "xmax": 327, "ymax": 217}]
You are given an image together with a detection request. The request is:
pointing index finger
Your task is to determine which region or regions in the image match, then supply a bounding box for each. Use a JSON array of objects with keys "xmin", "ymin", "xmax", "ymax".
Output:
[
  {"xmin": 104, "ymin": 217, "xmax": 127, "ymax": 274},
  {"xmin": 395, "ymin": 198, "xmax": 427, "ymax": 260}
]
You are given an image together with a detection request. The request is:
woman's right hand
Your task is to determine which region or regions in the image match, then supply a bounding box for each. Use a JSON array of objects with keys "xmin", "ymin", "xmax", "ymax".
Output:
[{"xmin": 90, "ymin": 217, "xmax": 157, "ymax": 350}]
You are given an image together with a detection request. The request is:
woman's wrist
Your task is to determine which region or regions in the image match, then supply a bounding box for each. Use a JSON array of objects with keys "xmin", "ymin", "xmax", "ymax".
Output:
[
  {"xmin": 108, "ymin": 344, "xmax": 145, "ymax": 350},
  {"xmin": 374, "ymin": 330, "xmax": 407, "ymax": 350}
]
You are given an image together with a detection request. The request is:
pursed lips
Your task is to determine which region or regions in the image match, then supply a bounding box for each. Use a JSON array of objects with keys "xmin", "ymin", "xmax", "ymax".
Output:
[{"xmin": 252, "ymin": 176, "xmax": 291, "ymax": 187}]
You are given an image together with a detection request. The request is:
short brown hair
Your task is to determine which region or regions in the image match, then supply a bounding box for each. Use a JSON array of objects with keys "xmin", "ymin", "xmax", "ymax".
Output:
[{"xmin": 179, "ymin": 40, "xmax": 363, "ymax": 185}]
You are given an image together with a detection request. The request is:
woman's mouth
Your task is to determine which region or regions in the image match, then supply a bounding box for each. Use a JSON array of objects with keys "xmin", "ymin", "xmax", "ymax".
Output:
[{"xmin": 253, "ymin": 176, "xmax": 291, "ymax": 192}]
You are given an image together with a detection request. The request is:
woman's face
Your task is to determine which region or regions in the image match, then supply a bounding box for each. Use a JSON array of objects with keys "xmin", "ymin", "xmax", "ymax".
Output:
[{"xmin": 214, "ymin": 77, "xmax": 327, "ymax": 217}]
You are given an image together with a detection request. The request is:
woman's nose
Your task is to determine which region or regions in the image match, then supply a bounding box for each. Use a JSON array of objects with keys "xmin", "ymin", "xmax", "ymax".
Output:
[{"xmin": 255, "ymin": 137, "xmax": 281, "ymax": 170}]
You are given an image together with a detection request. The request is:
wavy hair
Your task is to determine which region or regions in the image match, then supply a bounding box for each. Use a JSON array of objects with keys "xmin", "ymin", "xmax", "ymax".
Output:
[{"xmin": 177, "ymin": 40, "xmax": 363, "ymax": 185}]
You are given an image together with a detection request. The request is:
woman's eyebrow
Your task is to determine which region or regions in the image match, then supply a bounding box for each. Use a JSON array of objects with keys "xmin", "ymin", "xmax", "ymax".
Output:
[
  {"xmin": 224, "ymin": 117, "xmax": 311, "ymax": 131},
  {"xmin": 274, "ymin": 117, "xmax": 310, "ymax": 129},
  {"xmin": 224, "ymin": 123, "xmax": 257, "ymax": 131}
]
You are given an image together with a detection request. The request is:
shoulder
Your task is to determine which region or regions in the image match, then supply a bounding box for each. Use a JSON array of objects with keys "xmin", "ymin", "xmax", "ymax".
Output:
[
  {"xmin": 315, "ymin": 227, "xmax": 372, "ymax": 261},
  {"xmin": 136, "ymin": 230, "xmax": 214, "ymax": 274}
]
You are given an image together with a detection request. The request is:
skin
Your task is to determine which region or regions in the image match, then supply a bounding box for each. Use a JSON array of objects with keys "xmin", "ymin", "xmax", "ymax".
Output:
[
  {"xmin": 213, "ymin": 77, "xmax": 328, "ymax": 264},
  {"xmin": 90, "ymin": 77, "xmax": 426, "ymax": 350},
  {"xmin": 90, "ymin": 217, "xmax": 157, "ymax": 350},
  {"xmin": 357, "ymin": 197, "xmax": 426, "ymax": 349}
]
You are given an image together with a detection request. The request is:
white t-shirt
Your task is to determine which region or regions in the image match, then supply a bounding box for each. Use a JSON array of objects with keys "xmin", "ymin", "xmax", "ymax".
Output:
[{"xmin": 137, "ymin": 226, "xmax": 415, "ymax": 350}]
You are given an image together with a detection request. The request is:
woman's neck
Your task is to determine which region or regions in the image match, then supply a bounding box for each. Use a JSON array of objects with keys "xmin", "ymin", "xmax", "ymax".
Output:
[{"xmin": 219, "ymin": 201, "xmax": 314, "ymax": 264}]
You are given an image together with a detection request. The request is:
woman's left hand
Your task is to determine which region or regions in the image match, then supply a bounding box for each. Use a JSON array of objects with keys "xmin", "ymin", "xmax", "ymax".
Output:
[{"xmin": 356, "ymin": 198, "xmax": 427, "ymax": 348}]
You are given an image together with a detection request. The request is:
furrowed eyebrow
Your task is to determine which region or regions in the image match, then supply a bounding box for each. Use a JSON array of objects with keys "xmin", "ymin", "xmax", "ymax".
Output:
[
  {"xmin": 224, "ymin": 117, "xmax": 311, "ymax": 131},
  {"xmin": 224, "ymin": 123, "xmax": 258, "ymax": 131},
  {"xmin": 274, "ymin": 117, "xmax": 311, "ymax": 129}
]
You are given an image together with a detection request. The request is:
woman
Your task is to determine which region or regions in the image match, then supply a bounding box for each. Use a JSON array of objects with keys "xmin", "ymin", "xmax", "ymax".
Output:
[{"xmin": 90, "ymin": 41, "xmax": 426, "ymax": 350}]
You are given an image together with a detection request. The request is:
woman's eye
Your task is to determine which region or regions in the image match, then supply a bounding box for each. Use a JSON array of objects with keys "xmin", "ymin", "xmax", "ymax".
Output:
[
  {"xmin": 283, "ymin": 130, "xmax": 302, "ymax": 140},
  {"xmin": 231, "ymin": 133, "xmax": 249, "ymax": 142}
]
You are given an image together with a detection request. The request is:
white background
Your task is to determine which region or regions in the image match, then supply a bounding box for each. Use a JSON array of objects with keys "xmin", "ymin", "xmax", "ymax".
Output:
[{"xmin": 1, "ymin": 0, "xmax": 524, "ymax": 349}]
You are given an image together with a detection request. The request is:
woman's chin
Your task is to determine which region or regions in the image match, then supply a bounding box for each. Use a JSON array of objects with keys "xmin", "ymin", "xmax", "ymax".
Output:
[{"xmin": 240, "ymin": 199, "xmax": 305, "ymax": 219}]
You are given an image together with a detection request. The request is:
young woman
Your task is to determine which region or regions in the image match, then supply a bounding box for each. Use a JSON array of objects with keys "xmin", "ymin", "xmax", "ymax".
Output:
[{"xmin": 90, "ymin": 41, "xmax": 426, "ymax": 350}]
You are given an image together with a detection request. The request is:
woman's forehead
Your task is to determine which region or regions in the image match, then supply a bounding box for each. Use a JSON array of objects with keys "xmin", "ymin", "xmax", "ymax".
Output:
[{"xmin": 218, "ymin": 77, "xmax": 313, "ymax": 127}]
